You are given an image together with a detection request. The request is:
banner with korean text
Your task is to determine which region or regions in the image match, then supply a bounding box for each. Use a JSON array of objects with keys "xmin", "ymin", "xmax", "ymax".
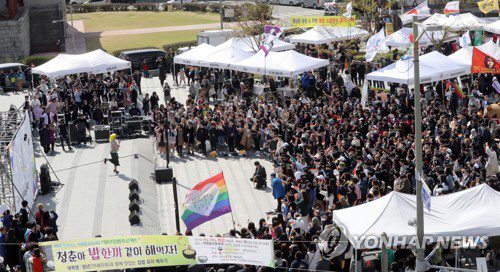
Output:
[
  {"xmin": 40, "ymin": 236, "xmax": 275, "ymax": 271},
  {"xmin": 290, "ymin": 16, "xmax": 356, "ymax": 27}
]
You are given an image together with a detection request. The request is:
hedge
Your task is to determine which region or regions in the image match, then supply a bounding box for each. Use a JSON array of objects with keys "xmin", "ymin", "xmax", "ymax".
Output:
[
  {"xmin": 70, "ymin": 2, "xmax": 213, "ymax": 13},
  {"xmin": 162, "ymin": 40, "xmax": 197, "ymax": 53},
  {"xmin": 109, "ymin": 40, "xmax": 197, "ymax": 57},
  {"xmin": 20, "ymin": 56, "xmax": 52, "ymax": 66}
]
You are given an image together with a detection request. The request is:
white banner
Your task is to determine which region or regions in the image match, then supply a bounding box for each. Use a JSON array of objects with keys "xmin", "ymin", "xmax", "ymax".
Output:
[
  {"xmin": 444, "ymin": 1, "xmax": 459, "ymax": 14},
  {"xmin": 459, "ymin": 31, "xmax": 472, "ymax": 48},
  {"xmin": 343, "ymin": 2, "xmax": 352, "ymax": 19},
  {"xmin": 365, "ymin": 28, "xmax": 389, "ymax": 62},
  {"xmin": 9, "ymin": 113, "xmax": 37, "ymax": 211},
  {"xmin": 399, "ymin": 1, "xmax": 430, "ymax": 25}
]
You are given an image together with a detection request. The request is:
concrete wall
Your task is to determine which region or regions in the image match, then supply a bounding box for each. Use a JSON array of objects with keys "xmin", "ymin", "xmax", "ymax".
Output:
[
  {"xmin": 0, "ymin": 8, "xmax": 30, "ymax": 62},
  {"xmin": 29, "ymin": 4, "xmax": 66, "ymax": 54}
]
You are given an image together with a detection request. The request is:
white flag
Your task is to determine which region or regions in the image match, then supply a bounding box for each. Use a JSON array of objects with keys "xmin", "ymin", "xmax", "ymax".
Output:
[
  {"xmin": 361, "ymin": 83, "xmax": 368, "ymax": 109},
  {"xmin": 365, "ymin": 28, "xmax": 389, "ymax": 62},
  {"xmin": 459, "ymin": 31, "xmax": 471, "ymax": 48},
  {"xmin": 343, "ymin": 2, "xmax": 352, "ymax": 19},
  {"xmin": 399, "ymin": 1, "xmax": 430, "ymax": 25},
  {"xmin": 443, "ymin": 1, "xmax": 459, "ymax": 14}
]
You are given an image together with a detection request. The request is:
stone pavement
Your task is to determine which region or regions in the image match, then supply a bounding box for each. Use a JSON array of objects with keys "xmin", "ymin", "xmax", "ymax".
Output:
[
  {"xmin": 144, "ymin": 75, "xmax": 277, "ymax": 236},
  {"xmin": 1, "ymin": 73, "xmax": 276, "ymax": 239}
]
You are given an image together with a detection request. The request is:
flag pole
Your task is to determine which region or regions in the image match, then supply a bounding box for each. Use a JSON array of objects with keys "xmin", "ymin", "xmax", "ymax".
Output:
[
  {"xmin": 172, "ymin": 177, "xmax": 181, "ymax": 234},
  {"xmin": 221, "ymin": 171, "xmax": 237, "ymax": 231}
]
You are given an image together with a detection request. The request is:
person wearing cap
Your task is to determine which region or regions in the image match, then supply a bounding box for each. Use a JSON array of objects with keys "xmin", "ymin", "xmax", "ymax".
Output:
[
  {"xmin": 103, "ymin": 133, "xmax": 121, "ymax": 174},
  {"xmin": 271, "ymin": 173, "xmax": 286, "ymax": 212}
]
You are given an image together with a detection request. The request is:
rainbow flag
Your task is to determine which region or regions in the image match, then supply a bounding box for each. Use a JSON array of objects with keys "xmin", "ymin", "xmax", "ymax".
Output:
[
  {"xmin": 454, "ymin": 82, "xmax": 465, "ymax": 99},
  {"xmin": 181, "ymin": 172, "xmax": 232, "ymax": 231}
]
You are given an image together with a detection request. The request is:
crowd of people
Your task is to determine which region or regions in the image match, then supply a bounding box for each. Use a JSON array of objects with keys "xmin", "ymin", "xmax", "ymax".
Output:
[{"xmin": 2, "ymin": 33, "xmax": 499, "ymax": 271}]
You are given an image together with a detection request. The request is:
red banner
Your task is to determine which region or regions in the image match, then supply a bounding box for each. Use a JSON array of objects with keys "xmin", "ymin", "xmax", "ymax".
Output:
[{"xmin": 472, "ymin": 47, "xmax": 500, "ymax": 74}]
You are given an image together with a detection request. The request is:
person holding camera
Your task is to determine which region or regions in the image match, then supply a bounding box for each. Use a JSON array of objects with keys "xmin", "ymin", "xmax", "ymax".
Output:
[{"xmin": 251, "ymin": 161, "xmax": 267, "ymax": 189}]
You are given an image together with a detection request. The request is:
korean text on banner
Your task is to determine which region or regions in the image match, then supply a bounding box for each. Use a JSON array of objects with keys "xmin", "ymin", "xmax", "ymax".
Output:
[
  {"xmin": 443, "ymin": 1, "xmax": 459, "ymax": 14},
  {"xmin": 40, "ymin": 236, "xmax": 275, "ymax": 272},
  {"xmin": 290, "ymin": 16, "xmax": 356, "ymax": 28},
  {"xmin": 8, "ymin": 113, "xmax": 37, "ymax": 211}
]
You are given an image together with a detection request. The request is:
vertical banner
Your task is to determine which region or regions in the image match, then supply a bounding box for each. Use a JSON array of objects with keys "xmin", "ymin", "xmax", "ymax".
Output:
[
  {"xmin": 40, "ymin": 236, "xmax": 275, "ymax": 271},
  {"xmin": 9, "ymin": 113, "xmax": 38, "ymax": 211},
  {"xmin": 474, "ymin": 30, "xmax": 483, "ymax": 46}
]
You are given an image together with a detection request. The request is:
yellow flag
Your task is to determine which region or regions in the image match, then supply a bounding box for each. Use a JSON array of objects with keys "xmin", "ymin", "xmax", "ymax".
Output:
[{"xmin": 477, "ymin": 0, "xmax": 499, "ymax": 14}]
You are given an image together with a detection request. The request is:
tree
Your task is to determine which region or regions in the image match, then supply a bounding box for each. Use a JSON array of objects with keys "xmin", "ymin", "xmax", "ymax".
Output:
[
  {"xmin": 351, "ymin": 0, "xmax": 397, "ymax": 34},
  {"xmin": 231, "ymin": 1, "xmax": 275, "ymax": 53}
]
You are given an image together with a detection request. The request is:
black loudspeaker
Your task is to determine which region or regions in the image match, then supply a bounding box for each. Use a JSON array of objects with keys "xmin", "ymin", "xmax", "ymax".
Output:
[
  {"xmin": 129, "ymin": 179, "xmax": 139, "ymax": 191},
  {"xmin": 39, "ymin": 164, "xmax": 52, "ymax": 195},
  {"xmin": 155, "ymin": 166, "xmax": 173, "ymax": 183},
  {"xmin": 129, "ymin": 210, "xmax": 140, "ymax": 225},
  {"xmin": 68, "ymin": 122, "xmax": 79, "ymax": 144},
  {"xmin": 129, "ymin": 189, "xmax": 139, "ymax": 201},
  {"xmin": 94, "ymin": 125, "xmax": 111, "ymax": 143},
  {"xmin": 129, "ymin": 199, "xmax": 140, "ymax": 212}
]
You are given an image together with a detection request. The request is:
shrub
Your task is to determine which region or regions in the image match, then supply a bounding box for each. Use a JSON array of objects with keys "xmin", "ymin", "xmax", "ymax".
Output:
[
  {"xmin": 182, "ymin": 2, "xmax": 208, "ymax": 12},
  {"xmin": 20, "ymin": 56, "xmax": 52, "ymax": 66},
  {"xmin": 208, "ymin": 2, "xmax": 222, "ymax": 13},
  {"xmin": 162, "ymin": 40, "xmax": 197, "ymax": 53},
  {"xmin": 111, "ymin": 47, "xmax": 158, "ymax": 57},
  {"xmin": 69, "ymin": 3, "xmax": 162, "ymax": 13}
]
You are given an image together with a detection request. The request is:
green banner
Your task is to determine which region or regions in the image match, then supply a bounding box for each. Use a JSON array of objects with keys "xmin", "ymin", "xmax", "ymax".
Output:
[{"xmin": 474, "ymin": 30, "xmax": 483, "ymax": 46}]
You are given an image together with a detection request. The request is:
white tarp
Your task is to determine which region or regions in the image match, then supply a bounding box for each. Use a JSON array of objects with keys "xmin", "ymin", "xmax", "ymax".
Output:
[
  {"xmin": 216, "ymin": 37, "xmax": 295, "ymax": 53},
  {"xmin": 32, "ymin": 49, "xmax": 131, "ymax": 78},
  {"xmin": 9, "ymin": 113, "xmax": 38, "ymax": 211},
  {"xmin": 366, "ymin": 51, "xmax": 470, "ymax": 85},
  {"xmin": 289, "ymin": 26, "xmax": 369, "ymax": 44},
  {"xmin": 229, "ymin": 50, "xmax": 329, "ymax": 77},
  {"xmin": 422, "ymin": 13, "xmax": 489, "ymax": 31},
  {"xmin": 173, "ymin": 43, "xmax": 215, "ymax": 65},
  {"xmin": 198, "ymin": 39, "xmax": 254, "ymax": 69},
  {"xmin": 331, "ymin": 184, "xmax": 500, "ymax": 249},
  {"xmin": 484, "ymin": 20, "xmax": 500, "ymax": 34},
  {"xmin": 385, "ymin": 27, "xmax": 457, "ymax": 48},
  {"xmin": 449, "ymin": 40, "xmax": 500, "ymax": 66}
]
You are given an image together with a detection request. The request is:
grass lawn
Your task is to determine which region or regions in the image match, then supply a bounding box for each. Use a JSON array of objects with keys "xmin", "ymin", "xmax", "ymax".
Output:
[
  {"xmin": 73, "ymin": 11, "xmax": 220, "ymax": 32},
  {"xmin": 85, "ymin": 29, "xmax": 212, "ymax": 53}
]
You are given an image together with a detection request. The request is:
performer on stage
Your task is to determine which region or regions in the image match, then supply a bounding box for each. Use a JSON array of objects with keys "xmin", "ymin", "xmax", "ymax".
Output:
[{"xmin": 103, "ymin": 133, "xmax": 120, "ymax": 174}]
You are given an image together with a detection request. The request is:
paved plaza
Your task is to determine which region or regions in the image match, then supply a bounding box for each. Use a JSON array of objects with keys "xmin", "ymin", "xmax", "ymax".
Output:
[{"xmin": 1, "ymin": 75, "xmax": 276, "ymax": 240}]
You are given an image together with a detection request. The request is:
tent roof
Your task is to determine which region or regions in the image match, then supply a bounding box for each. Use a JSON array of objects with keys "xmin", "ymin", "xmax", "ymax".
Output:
[
  {"xmin": 484, "ymin": 20, "xmax": 500, "ymax": 34},
  {"xmin": 173, "ymin": 43, "xmax": 215, "ymax": 65},
  {"xmin": 385, "ymin": 27, "xmax": 456, "ymax": 48},
  {"xmin": 423, "ymin": 13, "xmax": 488, "ymax": 31},
  {"xmin": 289, "ymin": 26, "xmax": 369, "ymax": 45},
  {"xmin": 332, "ymin": 184, "xmax": 500, "ymax": 249},
  {"xmin": 229, "ymin": 50, "xmax": 329, "ymax": 77},
  {"xmin": 366, "ymin": 51, "xmax": 469, "ymax": 85},
  {"xmin": 449, "ymin": 40, "xmax": 500, "ymax": 66},
  {"xmin": 218, "ymin": 37, "xmax": 295, "ymax": 53},
  {"xmin": 32, "ymin": 49, "xmax": 131, "ymax": 78},
  {"xmin": 199, "ymin": 39, "xmax": 254, "ymax": 69}
]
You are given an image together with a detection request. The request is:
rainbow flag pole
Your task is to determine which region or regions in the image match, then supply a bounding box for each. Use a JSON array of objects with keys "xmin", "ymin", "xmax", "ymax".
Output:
[{"xmin": 181, "ymin": 172, "xmax": 233, "ymax": 231}]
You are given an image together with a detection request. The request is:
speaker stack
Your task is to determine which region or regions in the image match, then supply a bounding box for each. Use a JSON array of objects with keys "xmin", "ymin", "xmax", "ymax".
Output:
[{"xmin": 128, "ymin": 179, "xmax": 140, "ymax": 225}]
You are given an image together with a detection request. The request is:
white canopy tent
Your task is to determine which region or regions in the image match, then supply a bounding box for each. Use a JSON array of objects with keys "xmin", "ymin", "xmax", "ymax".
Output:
[
  {"xmin": 385, "ymin": 27, "xmax": 457, "ymax": 48},
  {"xmin": 229, "ymin": 50, "xmax": 329, "ymax": 77},
  {"xmin": 173, "ymin": 43, "xmax": 215, "ymax": 66},
  {"xmin": 32, "ymin": 49, "xmax": 131, "ymax": 78},
  {"xmin": 198, "ymin": 39, "xmax": 254, "ymax": 69},
  {"xmin": 216, "ymin": 37, "xmax": 295, "ymax": 53},
  {"xmin": 366, "ymin": 51, "xmax": 470, "ymax": 85},
  {"xmin": 484, "ymin": 20, "xmax": 500, "ymax": 34},
  {"xmin": 289, "ymin": 26, "xmax": 369, "ymax": 45},
  {"xmin": 449, "ymin": 40, "xmax": 500, "ymax": 66},
  {"xmin": 331, "ymin": 184, "xmax": 500, "ymax": 249},
  {"xmin": 422, "ymin": 13, "xmax": 488, "ymax": 31}
]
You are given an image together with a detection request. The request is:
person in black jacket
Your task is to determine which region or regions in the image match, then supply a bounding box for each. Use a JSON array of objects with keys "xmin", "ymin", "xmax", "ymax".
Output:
[
  {"xmin": 185, "ymin": 122, "xmax": 195, "ymax": 155},
  {"xmin": 226, "ymin": 122, "xmax": 237, "ymax": 155},
  {"xmin": 58, "ymin": 119, "xmax": 72, "ymax": 151},
  {"xmin": 252, "ymin": 161, "xmax": 267, "ymax": 189},
  {"xmin": 209, "ymin": 122, "xmax": 217, "ymax": 151},
  {"xmin": 196, "ymin": 123, "xmax": 209, "ymax": 156},
  {"xmin": 74, "ymin": 114, "xmax": 90, "ymax": 145}
]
